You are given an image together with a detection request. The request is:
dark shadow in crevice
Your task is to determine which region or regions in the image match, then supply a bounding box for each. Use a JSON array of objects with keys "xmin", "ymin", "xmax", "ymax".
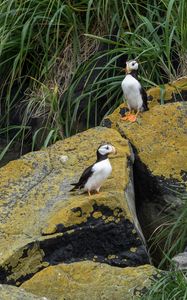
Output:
[{"xmin": 131, "ymin": 145, "xmax": 186, "ymax": 267}]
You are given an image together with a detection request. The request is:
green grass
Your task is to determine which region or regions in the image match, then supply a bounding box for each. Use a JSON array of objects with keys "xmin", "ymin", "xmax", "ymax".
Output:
[
  {"xmin": 142, "ymin": 269, "xmax": 187, "ymax": 300},
  {"xmin": 141, "ymin": 190, "xmax": 187, "ymax": 299},
  {"xmin": 0, "ymin": 0, "xmax": 186, "ymax": 159},
  {"xmin": 149, "ymin": 190, "xmax": 187, "ymax": 268}
]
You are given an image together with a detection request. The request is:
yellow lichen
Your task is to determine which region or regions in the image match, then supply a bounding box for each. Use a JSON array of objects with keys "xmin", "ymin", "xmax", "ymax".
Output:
[
  {"xmin": 108, "ymin": 254, "xmax": 117, "ymax": 259},
  {"xmin": 21, "ymin": 261, "xmax": 156, "ymax": 300},
  {"xmin": 105, "ymin": 216, "xmax": 115, "ymax": 223},
  {"xmin": 4, "ymin": 243, "xmax": 44, "ymax": 284},
  {"xmin": 92, "ymin": 211, "xmax": 102, "ymax": 219},
  {"xmin": 107, "ymin": 102, "xmax": 187, "ymax": 182},
  {"xmin": 115, "ymin": 218, "xmax": 121, "ymax": 223},
  {"xmin": 0, "ymin": 126, "xmax": 135, "ymax": 282},
  {"xmin": 147, "ymin": 77, "xmax": 187, "ymax": 108},
  {"xmin": 130, "ymin": 247, "xmax": 137, "ymax": 253}
]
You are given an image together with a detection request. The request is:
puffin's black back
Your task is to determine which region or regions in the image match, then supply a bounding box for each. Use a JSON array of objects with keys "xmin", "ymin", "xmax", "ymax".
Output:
[
  {"xmin": 140, "ymin": 87, "xmax": 149, "ymax": 111},
  {"xmin": 70, "ymin": 164, "xmax": 94, "ymax": 191}
]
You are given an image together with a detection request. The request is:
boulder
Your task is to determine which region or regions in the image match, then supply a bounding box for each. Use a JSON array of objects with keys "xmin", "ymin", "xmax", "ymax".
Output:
[
  {"xmin": 21, "ymin": 261, "xmax": 156, "ymax": 300},
  {"xmin": 147, "ymin": 76, "xmax": 187, "ymax": 107},
  {"xmin": 172, "ymin": 247, "xmax": 187, "ymax": 270},
  {"xmin": 104, "ymin": 100, "xmax": 187, "ymax": 251},
  {"xmin": 0, "ymin": 127, "xmax": 149, "ymax": 286},
  {"xmin": 0, "ymin": 284, "xmax": 49, "ymax": 300}
]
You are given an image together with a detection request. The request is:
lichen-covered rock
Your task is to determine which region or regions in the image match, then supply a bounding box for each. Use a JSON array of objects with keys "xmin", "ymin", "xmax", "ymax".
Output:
[
  {"xmin": 104, "ymin": 101, "xmax": 187, "ymax": 247},
  {"xmin": 22, "ymin": 261, "xmax": 156, "ymax": 300},
  {"xmin": 104, "ymin": 77, "xmax": 187, "ymax": 129},
  {"xmin": 0, "ymin": 284, "xmax": 49, "ymax": 300},
  {"xmin": 0, "ymin": 127, "xmax": 149, "ymax": 285},
  {"xmin": 147, "ymin": 76, "xmax": 187, "ymax": 107}
]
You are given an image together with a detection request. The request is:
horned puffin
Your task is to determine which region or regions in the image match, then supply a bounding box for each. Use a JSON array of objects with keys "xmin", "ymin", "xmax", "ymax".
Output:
[
  {"xmin": 121, "ymin": 59, "xmax": 149, "ymax": 122},
  {"xmin": 70, "ymin": 143, "xmax": 116, "ymax": 196}
]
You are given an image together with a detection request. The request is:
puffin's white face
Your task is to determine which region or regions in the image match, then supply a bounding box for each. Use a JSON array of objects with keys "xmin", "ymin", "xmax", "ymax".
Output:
[
  {"xmin": 126, "ymin": 60, "xmax": 138, "ymax": 73},
  {"xmin": 98, "ymin": 144, "xmax": 116, "ymax": 156}
]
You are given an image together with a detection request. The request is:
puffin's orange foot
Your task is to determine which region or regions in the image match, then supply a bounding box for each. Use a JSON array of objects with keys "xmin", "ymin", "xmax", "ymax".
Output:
[
  {"xmin": 128, "ymin": 114, "xmax": 137, "ymax": 122},
  {"xmin": 121, "ymin": 113, "xmax": 134, "ymax": 121}
]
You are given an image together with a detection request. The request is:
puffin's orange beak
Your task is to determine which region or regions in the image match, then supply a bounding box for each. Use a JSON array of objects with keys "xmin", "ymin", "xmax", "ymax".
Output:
[
  {"xmin": 112, "ymin": 146, "xmax": 117, "ymax": 154},
  {"xmin": 125, "ymin": 65, "xmax": 130, "ymax": 74}
]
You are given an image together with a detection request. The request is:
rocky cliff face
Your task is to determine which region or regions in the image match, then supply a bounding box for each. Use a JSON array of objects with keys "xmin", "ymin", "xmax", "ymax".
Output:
[
  {"xmin": 0, "ymin": 127, "xmax": 153, "ymax": 299},
  {"xmin": 104, "ymin": 77, "xmax": 187, "ymax": 263},
  {"xmin": 0, "ymin": 284, "xmax": 49, "ymax": 300},
  {"xmin": 1, "ymin": 77, "xmax": 186, "ymax": 299},
  {"xmin": 22, "ymin": 261, "xmax": 155, "ymax": 300}
]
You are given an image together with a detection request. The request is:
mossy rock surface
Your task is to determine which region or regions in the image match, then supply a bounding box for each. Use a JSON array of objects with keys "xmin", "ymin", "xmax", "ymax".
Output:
[
  {"xmin": 104, "ymin": 99, "xmax": 187, "ymax": 247},
  {"xmin": 0, "ymin": 126, "xmax": 149, "ymax": 285},
  {"xmin": 21, "ymin": 261, "xmax": 156, "ymax": 300},
  {"xmin": 0, "ymin": 284, "xmax": 49, "ymax": 300},
  {"xmin": 147, "ymin": 76, "xmax": 187, "ymax": 107},
  {"xmin": 104, "ymin": 76, "xmax": 187, "ymax": 129}
]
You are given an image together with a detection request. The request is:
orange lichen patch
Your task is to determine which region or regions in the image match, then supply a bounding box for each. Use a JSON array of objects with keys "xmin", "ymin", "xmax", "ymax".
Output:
[{"xmin": 21, "ymin": 261, "xmax": 156, "ymax": 300}]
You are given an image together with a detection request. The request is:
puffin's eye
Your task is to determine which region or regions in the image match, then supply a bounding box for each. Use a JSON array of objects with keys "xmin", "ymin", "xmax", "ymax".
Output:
[
  {"xmin": 106, "ymin": 146, "xmax": 109, "ymax": 150},
  {"xmin": 132, "ymin": 62, "xmax": 135, "ymax": 66}
]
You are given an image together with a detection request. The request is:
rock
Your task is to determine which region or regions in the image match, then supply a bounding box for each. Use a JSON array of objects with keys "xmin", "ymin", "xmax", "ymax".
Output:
[
  {"xmin": 0, "ymin": 284, "xmax": 49, "ymax": 300},
  {"xmin": 172, "ymin": 248, "xmax": 187, "ymax": 270},
  {"xmin": 147, "ymin": 76, "xmax": 187, "ymax": 107},
  {"xmin": 103, "ymin": 102, "xmax": 187, "ymax": 251},
  {"xmin": 104, "ymin": 76, "xmax": 187, "ymax": 128},
  {"xmin": 0, "ymin": 127, "xmax": 149, "ymax": 285},
  {"xmin": 21, "ymin": 261, "xmax": 156, "ymax": 300}
]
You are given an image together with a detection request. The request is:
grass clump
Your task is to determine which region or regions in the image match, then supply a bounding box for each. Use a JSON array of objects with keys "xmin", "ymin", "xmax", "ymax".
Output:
[
  {"xmin": 141, "ymin": 190, "xmax": 187, "ymax": 299},
  {"xmin": 142, "ymin": 270, "xmax": 187, "ymax": 300},
  {"xmin": 0, "ymin": 0, "xmax": 186, "ymax": 160}
]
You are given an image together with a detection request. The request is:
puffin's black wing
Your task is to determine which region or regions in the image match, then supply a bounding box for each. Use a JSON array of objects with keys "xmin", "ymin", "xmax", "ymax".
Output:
[
  {"xmin": 70, "ymin": 164, "xmax": 94, "ymax": 191},
  {"xmin": 140, "ymin": 86, "xmax": 149, "ymax": 111}
]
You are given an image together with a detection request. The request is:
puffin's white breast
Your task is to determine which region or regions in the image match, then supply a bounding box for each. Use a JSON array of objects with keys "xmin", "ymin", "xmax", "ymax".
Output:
[
  {"xmin": 121, "ymin": 74, "xmax": 143, "ymax": 110},
  {"xmin": 84, "ymin": 159, "xmax": 112, "ymax": 192}
]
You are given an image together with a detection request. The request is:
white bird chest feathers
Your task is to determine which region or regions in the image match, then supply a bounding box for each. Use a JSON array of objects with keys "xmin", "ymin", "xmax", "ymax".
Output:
[
  {"xmin": 84, "ymin": 159, "xmax": 112, "ymax": 192},
  {"xmin": 121, "ymin": 74, "xmax": 143, "ymax": 110}
]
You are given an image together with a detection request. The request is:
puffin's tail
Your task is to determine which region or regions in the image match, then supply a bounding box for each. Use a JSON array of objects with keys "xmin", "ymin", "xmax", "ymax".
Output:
[
  {"xmin": 143, "ymin": 102, "xmax": 149, "ymax": 111},
  {"xmin": 69, "ymin": 183, "xmax": 78, "ymax": 192}
]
